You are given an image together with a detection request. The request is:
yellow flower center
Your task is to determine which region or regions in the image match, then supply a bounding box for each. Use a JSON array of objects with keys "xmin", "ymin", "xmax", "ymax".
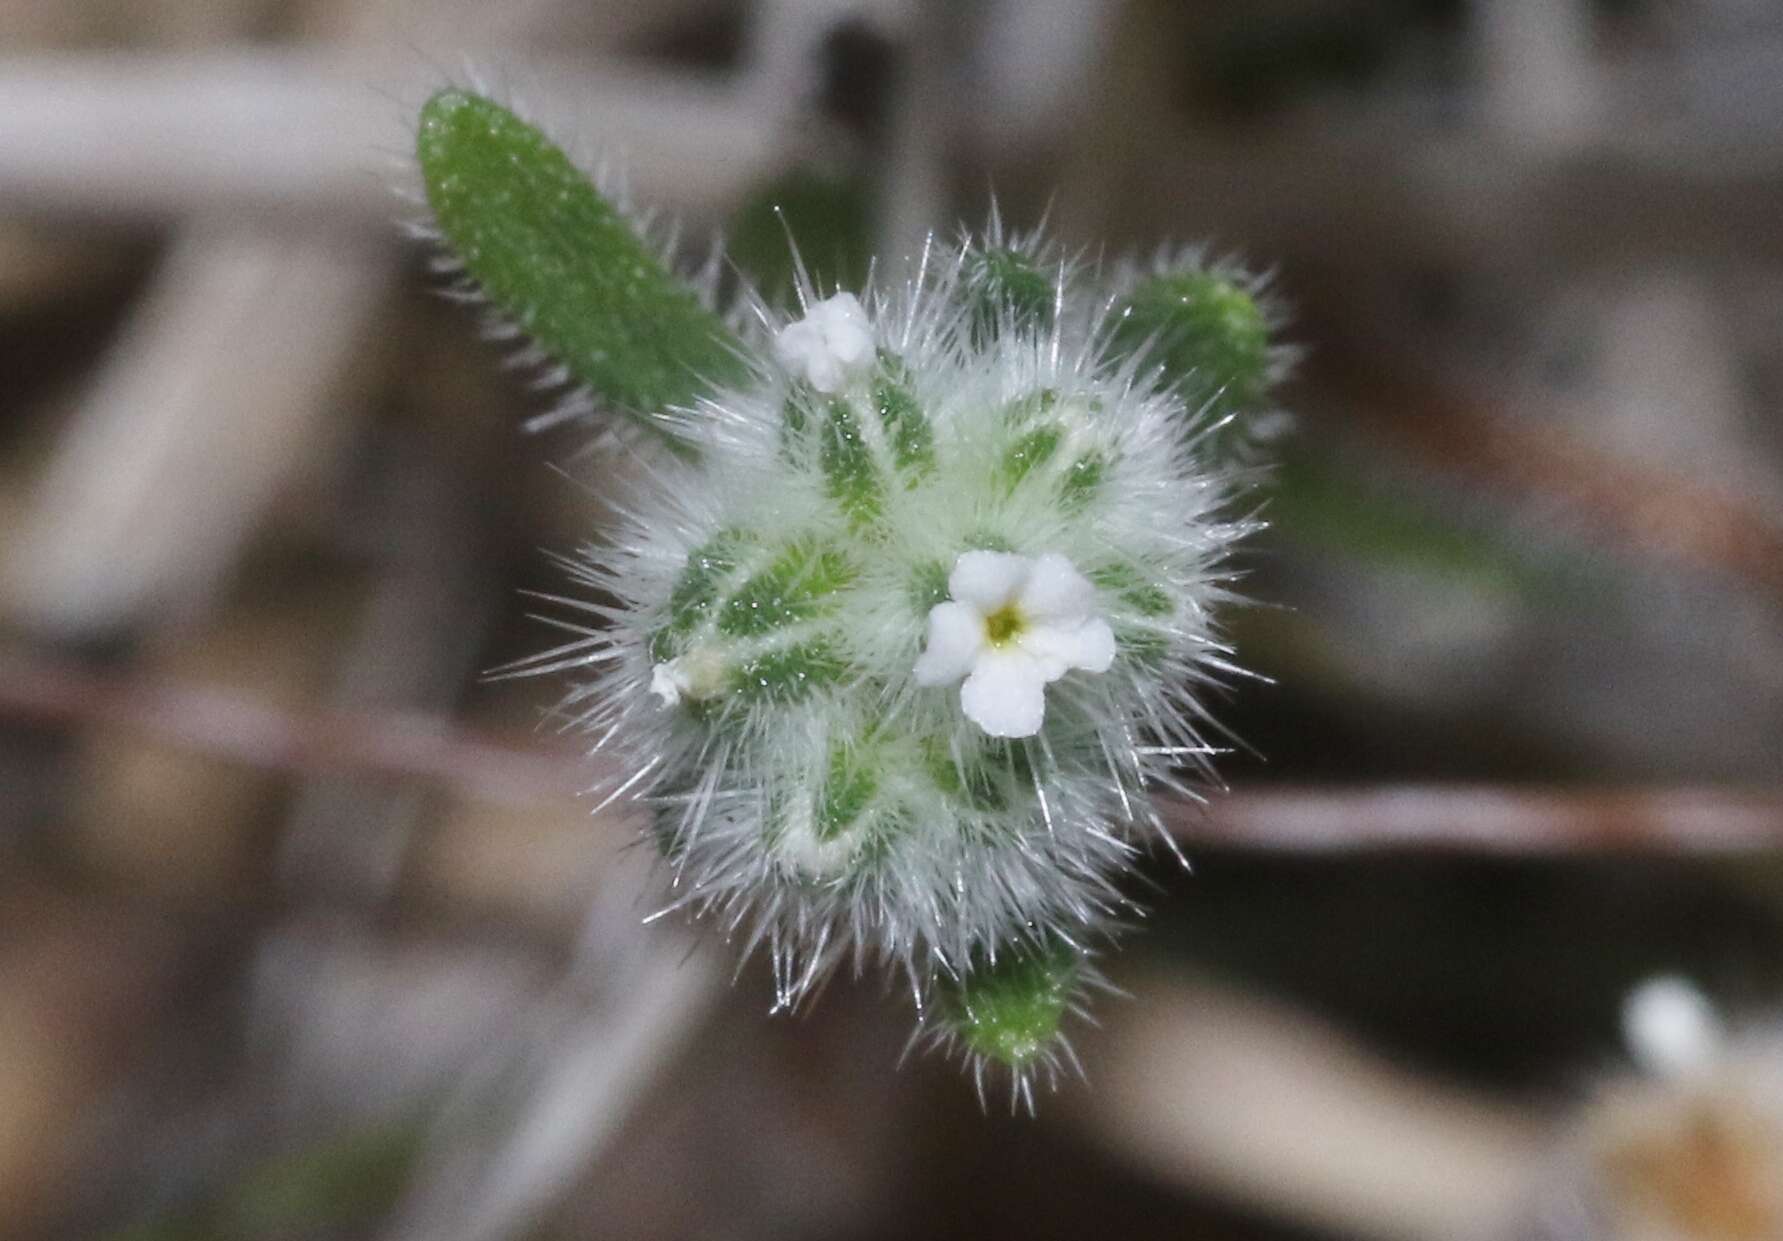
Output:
[{"xmin": 984, "ymin": 604, "xmax": 1025, "ymax": 646}]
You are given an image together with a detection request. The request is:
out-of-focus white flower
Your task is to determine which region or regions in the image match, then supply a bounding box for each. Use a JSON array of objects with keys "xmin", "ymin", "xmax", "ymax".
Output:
[
  {"xmin": 914, "ymin": 551, "xmax": 1115, "ymax": 738},
  {"xmin": 773, "ymin": 292, "xmax": 876, "ymax": 393},
  {"xmin": 1623, "ymin": 975, "xmax": 1723, "ymax": 1079}
]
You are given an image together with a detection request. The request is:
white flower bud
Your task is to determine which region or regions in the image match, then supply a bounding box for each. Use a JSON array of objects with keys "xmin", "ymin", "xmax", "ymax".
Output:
[{"xmin": 772, "ymin": 291, "xmax": 875, "ymax": 393}]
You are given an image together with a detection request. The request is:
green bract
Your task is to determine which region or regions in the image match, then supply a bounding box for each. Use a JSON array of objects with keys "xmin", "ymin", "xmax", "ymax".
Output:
[
  {"xmin": 964, "ymin": 245, "xmax": 1056, "ymax": 342},
  {"xmin": 938, "ymin": 942, "xmax": 1083, "ymax": 1074},
  {"xmin": 1111, "ymin": 269, "xmax": 1273, "ymax": 418}
]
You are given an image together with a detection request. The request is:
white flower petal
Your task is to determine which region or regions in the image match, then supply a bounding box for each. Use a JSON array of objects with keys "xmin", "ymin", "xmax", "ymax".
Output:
[
  {"xmin": 1015, "ymin": 631, "xmax": 1071, "ymax": 681},
  {"xmin": 948, "ymin": 550, "xmax": 1029, "ymax": 612},
  {"xmin": 913, "ymin": 602, "xmax": 986, "ymax": 686},
  {"xmin": 959, "ymin": 649, "xmax": 1048, "ymax": 738},
  {"xmin": 1074, "ymin": 617, "xmax": 1117, "ymax": 672},
  {"xmin": 1020, "ymin": 616, "xmax": 1116, "ymax": 679},
  {"xmin": 1018, "ymin": 552, "xmax": 1098, "ymax": 623}
]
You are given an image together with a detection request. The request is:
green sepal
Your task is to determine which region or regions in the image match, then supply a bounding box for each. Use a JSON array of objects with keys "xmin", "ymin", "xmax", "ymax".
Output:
[
  {"xmin": 1110, "ymin": 269, "xmax": 1272, "ymax": 417},
  {"xmin": 999, "ymin": 423, "xmax": 1064, "ymax": 491},
  {"xmin": 660, "ymin": 530, "xmax": 754, "ymax": 640},
  {"xmin": 1059, "ymin": 453, "xmax": 1107, "ymax": 511},
  {"xmin": 732, "ymin": 639, "xmax": 850, "ymax": 705},
  {"xmin": 1090, "ymin": 563, "xmax": 1173, "ymax": 618},
  {"xmin": 716, "ymin": 539, "xmax": 856, "ymax": 639},
  {"xmin": 924, "ymin": 736, "xmax": 1035, "ymax": 814},
  {"xmin": 820, "ymin": 397, "xmax": 885, "ymax": 526},
  {"xmin": 964, "ymin": 246, "xmax": 1055, "ymax": 343},
  {"xmin": 816, "ymin": 740, "xmax": 880, "ymax": 842},
  {"xmin": 939, "ymin": 939, "xmax": 1082, "ymax": 1070},
  {"xmin": 417, "ymin": 89, "xmax": 746, "ymax": 437},
  {"xmin": 873, "ymin": 354, "xmax": 935, "ymax": 477},
  {"xmin": 909, "ymin": 559, "xmax": 951, "ymax": 614}
]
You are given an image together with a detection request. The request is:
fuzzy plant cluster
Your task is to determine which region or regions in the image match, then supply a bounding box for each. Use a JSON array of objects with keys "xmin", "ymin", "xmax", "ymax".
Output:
[{"xmin": 414, "ymin": 88, "xmax": 1291, "ymax": 1105}]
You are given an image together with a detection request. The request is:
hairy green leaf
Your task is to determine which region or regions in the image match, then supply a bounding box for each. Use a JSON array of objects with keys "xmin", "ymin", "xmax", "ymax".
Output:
[{"xmin": 417, "ymin": 89, "xmax": 746, "ymax": 435}]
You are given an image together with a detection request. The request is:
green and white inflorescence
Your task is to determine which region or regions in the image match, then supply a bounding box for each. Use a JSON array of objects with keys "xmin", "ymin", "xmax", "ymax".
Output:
[{"xmin": 415, "ymin": 88, "xmax": 1288, "ymax": 1107}]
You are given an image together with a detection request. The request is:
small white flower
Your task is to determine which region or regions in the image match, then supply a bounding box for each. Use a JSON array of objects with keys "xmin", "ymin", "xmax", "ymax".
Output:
[
  {"xmin": 1623, "ymin": 975, "xmax": 1723, "ymax": 1079},
  {"xmin": 913, "ymin": 551, "xmax": 1116, "ymax": 738},
  {"xmin": 773, "ymin": 292, "xmax": 876, "ymax": 393},
  {"xmin": 650, "ymin": 649, "xmax": 728, "ymax": 706}
]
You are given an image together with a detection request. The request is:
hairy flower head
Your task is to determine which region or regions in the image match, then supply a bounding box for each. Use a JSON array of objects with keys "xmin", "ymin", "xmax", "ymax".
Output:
[
  {"xmin": 416, "ymin": 90, "xmax": 1286, "ymax": 1103},
  {"xmin": 535, "ymin": 232, "xmax": 1262, "ymax": 1086}
]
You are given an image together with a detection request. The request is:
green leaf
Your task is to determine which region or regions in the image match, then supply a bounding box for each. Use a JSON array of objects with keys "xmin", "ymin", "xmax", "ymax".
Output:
[{"xmin": 417, "ymin": 89, "xmax": 746, "ymax": 435}]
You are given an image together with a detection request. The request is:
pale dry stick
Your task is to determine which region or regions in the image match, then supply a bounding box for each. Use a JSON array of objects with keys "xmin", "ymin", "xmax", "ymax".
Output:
[
  {"xmin": 0, "ymin": 51, "xmax": 784, "ymax": 227},
  {"xmin": 0, "ymin": 22, "xmax": 792, "ymax": 639},
  {"xmin": 1475, "ymin": 0, "xmax": 1602, "ymax": 150},
  {"xmin": 5, "ymin": 648, "xmax": 1782, "ymax": 853},
  {"xmin": 385, "ymin": 953, "xmax": 724, "ymax": 1241},
  {"xmin": 3, "ymin": 227, "xmax": 386, "ymax": 638},
  {"xmin": 1169, "ymin": 786, "xmax": 1783, "ymax": 854},
  {"xmin": 1070, "ymin": 966, "xmax": 1546, "ymax": 1241},
  {"xmin": 380, "ymin": 844, "xmax": 726, "ymax": 1241},
  {"xmin": 0, "ymin": 646, "xmax": 590, "ymax": 806},
  {"xmin": 292, "ymin": 0, "xmax": 715, "ymax": 49},
  {"xmin": 874, "ymin": 2, "xmax": 955, "ymax": 266},
  {"xmin": 740, "ymin": 0, "xmax": 901, "ymax": 120},
  {"xmin": 967, "ymin": 0, "xmax": 1118, "ymax": 152}
]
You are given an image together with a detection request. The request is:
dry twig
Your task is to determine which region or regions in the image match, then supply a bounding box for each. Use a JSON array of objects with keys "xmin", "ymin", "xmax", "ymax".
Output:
[{"xmin": 4, "ymin": 649, "xmax": 1778, "ymax": 852}]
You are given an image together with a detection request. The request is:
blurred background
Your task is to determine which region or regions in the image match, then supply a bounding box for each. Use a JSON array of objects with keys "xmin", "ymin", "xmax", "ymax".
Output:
[{"xmin": 4, "ymin": 1, "xmax": 1783, "ymax": 1238}]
